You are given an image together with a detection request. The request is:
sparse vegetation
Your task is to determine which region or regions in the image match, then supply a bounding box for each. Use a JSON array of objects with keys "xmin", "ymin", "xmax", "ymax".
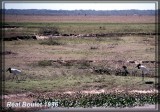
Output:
[
  {"xmin": 38, "ymin": 26, "xmax": 59, "ymax": 36},
  {"xmin": 90, "ymin": 46, "xmax": 99, "ymax": 50},
  {"xmin": 39, "ymin": 38, "xmax": 64, "ymax": 45},
  {"xmin": 4, "ymin": 36, "xmax": 156, "ymax": 93},
  {"xmin": 4, "ymin": 22, "xmax": 155, "ymax": 38},
  {"xmin": 35, "ymin": 92, "xmax": 158, "ymax": 108},
  {"xmin": 37, "ymin": 60, "xmax": 52, "ymax": 67},
  {"xmin": 3, "ymin": 14, "xmax": 157, "ymax": 110}
]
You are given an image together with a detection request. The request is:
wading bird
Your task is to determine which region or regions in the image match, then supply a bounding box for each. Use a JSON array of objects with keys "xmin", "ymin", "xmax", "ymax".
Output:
[
  {"xmin": 136, "ymin": 64, "xmax": 149, "ymax": 81},
  {"xmin": 6, "ymin": 68, "xmax": 22, "ymax": 81},
  {"xmin": 122, "ymin": 66, "xmax": 129, "ymax": 76},
  {"xmin": 115, "ymin": 66, "xmax": 129, "ymax": 76}
]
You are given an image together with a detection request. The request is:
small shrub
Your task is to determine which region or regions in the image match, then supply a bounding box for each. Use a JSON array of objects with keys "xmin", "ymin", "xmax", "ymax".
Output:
[
  {"xmin": 38, "ymin": 60, "xmax": 52, "ymax": 67},
  {"xmin": 79, "ymin": 60, "xmax": 91, "ymax": 68},
  {"xmin": 40, "ymin": 38, "xmax": 64, "ymax": 46},
  {"xmin": 39, "ymin": 26, "xmax": 59, "ymax": 36},
  {"xmin": 99, "ymin": 26, "xmax": 106, "ymax": 30},
  {"xmin": 95, "ymin": 37, "xmax": 104, "ymax": 41},
  {"xmin": 90, "ymin": 46, "xmax": 98, "ymax": 50},
  {"xmin": 111, "ymin": 37, "xmax": 122, "ymax": 41},
  {"xmin": 2, "ymin": 107, "xmax": 15, "ymax": 112}
]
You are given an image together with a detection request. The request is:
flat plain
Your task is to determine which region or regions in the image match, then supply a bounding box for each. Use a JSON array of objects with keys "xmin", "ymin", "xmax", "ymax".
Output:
[{"xmin": 2, "ymin": 15, "xmax": 158, "ymax": 111}]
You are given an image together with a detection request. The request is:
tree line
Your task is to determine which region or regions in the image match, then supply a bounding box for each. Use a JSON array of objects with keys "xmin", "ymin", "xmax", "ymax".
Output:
[{"xmin": 3, "ymin": 9, "xmax": 157, "ymax": 16}]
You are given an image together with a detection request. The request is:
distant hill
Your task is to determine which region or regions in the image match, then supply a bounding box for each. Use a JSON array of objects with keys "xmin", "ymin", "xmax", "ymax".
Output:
[{"xmin": 3, "ymin": 9, "xmax": 156, "ymax": 16}]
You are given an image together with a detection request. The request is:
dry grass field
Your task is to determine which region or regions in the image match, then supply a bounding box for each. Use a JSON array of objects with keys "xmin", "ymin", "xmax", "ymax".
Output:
[
  {"xmin": 5, "ymin": 15, "xmax": 155, "ymax": 23},
  {"xmin": 2, "ymin": 15, "xmax": 158, "ymax": 111}
]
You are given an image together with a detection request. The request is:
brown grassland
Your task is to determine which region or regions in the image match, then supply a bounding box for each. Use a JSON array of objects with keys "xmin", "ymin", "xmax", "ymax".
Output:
[{"xmin": 5, "ymin": 15, "xmax": 155, "ymax": 23}]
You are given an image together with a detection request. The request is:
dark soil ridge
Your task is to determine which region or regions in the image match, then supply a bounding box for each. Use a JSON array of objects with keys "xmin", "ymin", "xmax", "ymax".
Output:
[
  {"xmin": 0, "ymin": 51, "xmax": 18, "ymax": 55},
  {"xmin": 3, "ymin": 32, "xmax": 157, "ymax": 41},
  {"xmin": 36, "ymin": 59, "xmax": 156, "ymax": 77},
  {"xmin": 50, "ymin": 59, "xmax": 158, "ymax": 64},
  {"xmin": 3, "ymin": 35, "xmax": 37, "ymax": 41},
  {"xmin": 59, "ymin": 32, "xmax": 157, "ymax": 37}
]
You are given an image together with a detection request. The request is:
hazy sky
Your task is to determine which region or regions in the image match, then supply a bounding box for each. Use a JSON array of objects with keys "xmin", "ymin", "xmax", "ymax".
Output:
[{"xmin": 3, "ymin": 2, "xmax": 156, "ymax": 10}]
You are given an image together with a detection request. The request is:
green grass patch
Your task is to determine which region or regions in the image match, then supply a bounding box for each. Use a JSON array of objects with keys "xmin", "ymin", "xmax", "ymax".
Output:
[
  {"xmin": 5, "ymin": 74, "xmax": 155, "ymax": 94},
  {"xmin": 5, "ymin": 22, "xmax": 155, "ymax": 35},
  {"xmin": 38, "ymin": 37, "xmax": 123, "ymax": 46},
  {"xmin": 39, "ymin": 38, "xmax": 65, "ymax": 45},
  {"xmin": 35, "ymin": 93, "xmax": 158, "ymax": 108},
  {"xmin": 38, "ymin": 26, "xmax": 60, "ymax": 36},
  {"xmin": 37, "ymin": 60, "xmax": 52, "ymax": 67}
]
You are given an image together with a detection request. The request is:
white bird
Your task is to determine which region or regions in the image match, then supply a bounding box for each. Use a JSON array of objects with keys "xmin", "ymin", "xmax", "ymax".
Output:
[
  {"xmin": 6, "ymin": 68, "xmax": 22, "ymax": 81},
  {"xmin": 136, "ymin": 64, "xmax": 149, "ymax": 81}
]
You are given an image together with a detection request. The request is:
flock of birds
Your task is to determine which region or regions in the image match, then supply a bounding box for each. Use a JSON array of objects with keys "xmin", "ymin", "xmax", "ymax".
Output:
[{"xmin": 5, "ymin": 62, "xmax": 150, "ymax": 82}]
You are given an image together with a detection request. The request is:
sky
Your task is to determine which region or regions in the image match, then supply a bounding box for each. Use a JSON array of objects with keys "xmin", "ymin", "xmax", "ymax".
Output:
[{"xmin": 3, "ymin": 2, "xmax": 156, "ymax": 10}]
